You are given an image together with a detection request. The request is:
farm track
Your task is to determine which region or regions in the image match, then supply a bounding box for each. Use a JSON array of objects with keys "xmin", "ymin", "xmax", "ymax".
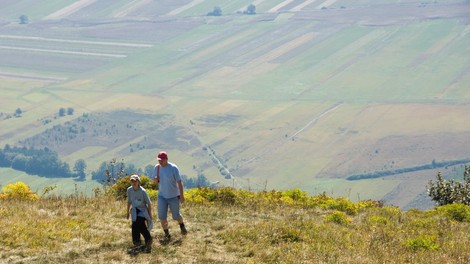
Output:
[
  {"xmin": 113, "ymin": 0, "xmax": 152, "ymax": 18},
  {"xmin": 0, "ymin": 35, "xmax": 153, "ymax": 48},
  {"xmin": 166, "ymin": 0, "xmax": 205, "ymax": 16},
  {"xmin": 0, "ymin": 45, "xmax": 127, "ymax": 58},
  {"xmin": 0, "ymin": 71, "xmax": 67, "ymax": 82},
  {"xmin": 244, "ymin": 102, "xmax": 342, "ymax": 165},
  {"xmin": 43, "ymin": 0, "xmax": 98, "ymax": 20}
]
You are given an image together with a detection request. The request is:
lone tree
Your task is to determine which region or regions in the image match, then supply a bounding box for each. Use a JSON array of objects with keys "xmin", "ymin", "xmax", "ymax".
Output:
[
  {"xmin": 427, "ymin": 165, "xmax": 470, "ymax": 206},
  {"xmin": 244, "ymin": 4, "xmax": 256, "ymax": 15},
  {"xmin": 207, "ymin": 6, "xmax": 222, "ymax": 16},
  {"xmin": 19, "ymin": 15, "xmax": 29, "ymax": 24},
  {"xmin": 74, "ymin": 159, "xmax": 87, "ymax": 181},
  {"xmin": 59, "ymin": 107, "xmax": 66, "ymax": 117},
  {"xmin": 14, "ymin": 108, "xmax": 22, "ymax": 117},
  {"xmin": 67, "ymin": 107, "xmax": 74, "ymax": 115}
]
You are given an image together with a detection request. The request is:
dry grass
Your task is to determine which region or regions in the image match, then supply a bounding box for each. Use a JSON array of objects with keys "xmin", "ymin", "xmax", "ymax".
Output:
[{"xmin": 0, "ymin": 188, "xmax": 469, "ymax": 263}]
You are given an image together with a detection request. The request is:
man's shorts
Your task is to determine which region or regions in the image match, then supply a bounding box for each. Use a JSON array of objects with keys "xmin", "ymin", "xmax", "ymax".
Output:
[{"xmin": 157, "ymin": 196, "xmax": 182, "ymax": 220}]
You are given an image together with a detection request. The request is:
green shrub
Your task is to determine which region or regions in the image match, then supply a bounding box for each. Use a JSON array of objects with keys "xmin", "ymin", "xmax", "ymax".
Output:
[
  {"xmin": 270, "ymin": 226, "xmax": 303, "ymax": 244},
  {"xmin": 436, "ymin": 203, "xmax": 470, "ymax": 222},
  {"xmin": 282, "ymin": 188, "xmax": 308, "ymax": 202},
  {"xmin": 217, "ymin": 187, "xmax": 238, "ymax": 205},
  {"xmin": 375, "ymin": 206, "xmax": 403, "ymax": 221},
  {"xmin": 324, "ymin": 211, "xmax": 352, "ymax": 225},
  {"xmin": 368, "ymin": 216, "xmax": 389, "ymax": 226},
  {"xmin": 328, "ymin": 197, "xmax": 359, "ymax": 215},
  {"xmin": 405, "ymin": 235, "xmax": 439, "ymax": 251},
  {"xmin": 185, "ymin": 187, "xmax": 239, "ymax": 205},
  {"xmin": 107, "ymin": 175, "xmax": 157, "ymax": 199},
  {"xmin": 427, "ymin": 165, "xmax": 470, "ymax": 206}
]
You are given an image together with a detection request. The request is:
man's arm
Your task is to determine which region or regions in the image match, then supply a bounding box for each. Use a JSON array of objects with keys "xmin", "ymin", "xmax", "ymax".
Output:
[
  {"xmin": 177, "ymin": 180, "xmax": 185, "ymax": 203},
  {"xmin": 153, "ymin": 165, "xmax": 160, "ymax": 184},
  {"xmin": 126, "ymin": 201, "xmax": 131, "ymax": 219}
]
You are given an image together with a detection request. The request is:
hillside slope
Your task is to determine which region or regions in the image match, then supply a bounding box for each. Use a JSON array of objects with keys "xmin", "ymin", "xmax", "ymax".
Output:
[
  {"xmin": 1, "ymin": 189, "xmax": 469, "ymax": 263},
  {"xmin": 0, "ymin": 0, "xmax": 470, "ymax": 209}
]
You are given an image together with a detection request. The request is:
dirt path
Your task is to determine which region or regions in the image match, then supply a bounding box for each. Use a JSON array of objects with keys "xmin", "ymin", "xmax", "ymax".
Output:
[
  {"xmin": 291, "ymin": 0, "xmax": 319, "ymax": 12},
  {"xmin": 113, "ymin": 0, "xmax": 152, "ymax": 18},
  {"xmin": 288, "ymin": 103, "xmax": 342, "ymax": 140},
  {"xmin": 0, "ymin": 71, "xmax": 67, "ymax": 82},
  {"xmin": 44, "ymin": 0, "xmax": 98, "ymax": 20},
  {"xmin": 268, "ymin": 0, "xmax": 296, "ymax": 13},
  {"xmin": 166, "ymin": 0, "xmax": 204, "ymax": 16},
  {"xmin": 0, "ymin": 34, "xmax": 153, "ymax": 48},
  {"xmin": 316, "ymin": 0, "xmax": 339, "ymax": 9},
  {"xmin": 0, "ymin": 45, "xmax": 126, "ymax": 58}
]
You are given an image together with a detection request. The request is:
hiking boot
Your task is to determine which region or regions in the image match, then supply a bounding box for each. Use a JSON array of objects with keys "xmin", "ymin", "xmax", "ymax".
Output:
[
  {"xmin": 133, "ymin": 241, "xmax": 142, "ymax": 247},
  {"xmin": 144, "ymin": 237, "xmax": 153, "ymax": 253},
  {"xmin": 163, "ymin": 229, "xmax": 171, "ymax": 240},
  {"xmin": 180, "ymin": 224, "xmax": 188, "ymax": 235},
  {"xmin": 143, "ymin": 246, "xmax": 152, "ymax": 253}
]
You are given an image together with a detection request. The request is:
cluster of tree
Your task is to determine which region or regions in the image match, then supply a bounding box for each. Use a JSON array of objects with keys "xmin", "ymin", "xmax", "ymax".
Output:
[
  {"xmin": 59, "ymin": 107, "xmax": 74, "ymax": 117},
  {"xmin": 347, "ymin": 158, "xmax": 470, "ymax": 180},
  {"xmin": 0, "ymin": 144, "xmax": 85, "ymax": 178},
  {"xmin": 427, "ymin": 165, "xmax": 470, "ymax": 206},
  {"xmin": 181, "ymin": 174, "xmax": 211, "ymax": 188},
  {"xmin": 91, "ymin": 159, "xmax": 210, "ymax": 189},
  {"xmin": 207, "ymin": 4, "xmax": 256, "ymax": 16},
  {"xmin": 91, "ymin": 159, "xmax": 143, "ymax": 186},
  {"xmin": 1, "ymin": 108, "xmax": 23, "ymax": 120}
]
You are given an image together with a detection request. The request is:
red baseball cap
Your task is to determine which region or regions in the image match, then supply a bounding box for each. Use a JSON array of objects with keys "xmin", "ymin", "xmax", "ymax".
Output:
[{"xmin": 157, "ymin": 151, "xmax": 168, "ymax": 160}]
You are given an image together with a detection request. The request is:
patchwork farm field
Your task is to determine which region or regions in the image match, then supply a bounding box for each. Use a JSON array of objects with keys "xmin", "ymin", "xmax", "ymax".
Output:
[{"xmin": 0, "ymin": 0, "xmax": 469, "ymax": 210}]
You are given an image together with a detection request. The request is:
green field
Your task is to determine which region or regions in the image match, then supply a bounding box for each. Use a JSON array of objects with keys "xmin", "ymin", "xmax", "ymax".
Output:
[{"xmin": 0, "ymin": 0, "xmax": 469, "ymax": 210}]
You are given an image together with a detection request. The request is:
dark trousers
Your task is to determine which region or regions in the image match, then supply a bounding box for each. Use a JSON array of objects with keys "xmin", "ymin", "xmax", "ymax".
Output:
[{"xmin": 132, "ymin": 216, "xmax": 151, "ymax": 246}]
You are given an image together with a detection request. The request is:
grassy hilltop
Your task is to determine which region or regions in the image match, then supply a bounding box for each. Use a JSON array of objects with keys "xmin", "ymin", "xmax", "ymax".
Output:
[
  {"xmin": 1, "ymin": 0, "xmax": 470, "ymax": 210},
  {"xmin": 1, "ymin": 185, "xmax": 470, "ymax": 264}
]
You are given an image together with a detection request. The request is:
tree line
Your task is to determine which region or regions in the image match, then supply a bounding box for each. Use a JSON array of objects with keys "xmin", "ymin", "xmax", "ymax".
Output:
[
  {"xmin": 91, "ymin": 159, "xmax": 210, "ymax": 189},
  {"xmin": 0, "ymin": 144, "xmax": 85, "ymax": 178},
  {"xmin": 0, "ymin": 143, "xmax": 210, "ymax": 188},
  {"xmin": 346, "ymin": 158, "xmax": 470, "ymax": 180}
]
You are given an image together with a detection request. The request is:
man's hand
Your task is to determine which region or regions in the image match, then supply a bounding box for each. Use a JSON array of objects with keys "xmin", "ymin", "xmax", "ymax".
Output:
[
  {"xmin": 179, "ymin": 195, "xmax": 185, "ymax": 204},
  {"xmin": 126, "ymin": 211, "xmax": 130, "ymax": 219}
]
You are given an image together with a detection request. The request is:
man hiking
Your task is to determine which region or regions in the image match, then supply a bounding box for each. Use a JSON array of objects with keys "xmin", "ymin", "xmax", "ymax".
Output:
[{"xmin": 152, "ymin": 151, "xmax": 187, "ymax": 241}]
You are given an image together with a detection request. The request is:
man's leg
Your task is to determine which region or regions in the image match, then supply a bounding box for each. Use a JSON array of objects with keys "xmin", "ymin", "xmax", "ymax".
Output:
[
  {"xmin": 169, "ymin": 197, "xmax": 187, "ymax": 235},
  {"xmin": 158, "ymin": 196, "xmax": 171, "ymax": 239}
]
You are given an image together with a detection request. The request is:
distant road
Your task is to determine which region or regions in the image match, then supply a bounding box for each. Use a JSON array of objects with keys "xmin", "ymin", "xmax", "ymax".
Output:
[
  {"xmin": 44, "ymin": 0, "xmax": 98, "ymax": 20},
  {"xmin": 0, "ymin": 45, "xmax": 127, "ymax": 58},
  {"xmin": 166, "ymin": 0, "xmax": 204, "ymax": 16},
  {"xmin": 0, "ymin": 71, "xmax": 67, "ymax": 82},
  {"xmin": 0, "ymin": 35, "xmax": 153, "ymax": 48},
  {"xmin": 288, "ymin": 102, "xmax": 342, "ymax": 140},
  {"xmin": 113, "ymin": 0, "xmax": 152, "ymax": 18},
  {"xmin": 244, "ymin": 102, "xmax": 342, "ymax": 164}
]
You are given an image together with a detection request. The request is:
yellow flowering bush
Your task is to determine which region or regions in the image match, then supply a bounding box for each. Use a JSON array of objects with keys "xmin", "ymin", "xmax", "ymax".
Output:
[{"xmin": 0, "ymin": 181, "xmax": 39, "ymax": 201}]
